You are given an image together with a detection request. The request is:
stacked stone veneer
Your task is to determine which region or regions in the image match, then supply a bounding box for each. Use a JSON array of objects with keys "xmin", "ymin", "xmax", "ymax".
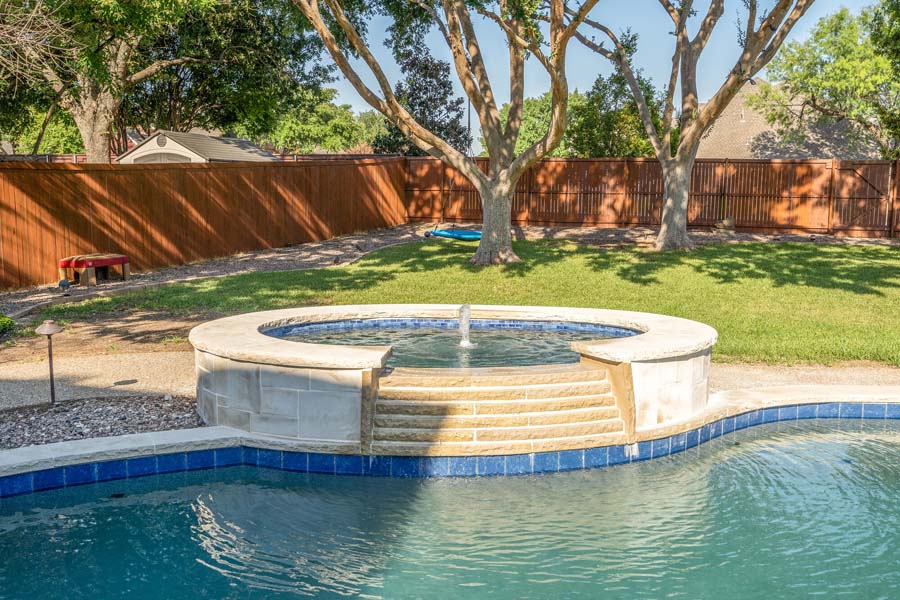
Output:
[
  {"xmin": 631, "ymin": 350, "xmax": 712, "ymax": 429},
  {"xmin": 196, "ymin": 350, "xmax": 365, "ymax": 448}
]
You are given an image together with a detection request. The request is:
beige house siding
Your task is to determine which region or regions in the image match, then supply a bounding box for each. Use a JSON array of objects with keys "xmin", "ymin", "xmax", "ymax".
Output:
[{"xmin": 697, "ymin": 83, "xmax": 881, "ymax": 160}]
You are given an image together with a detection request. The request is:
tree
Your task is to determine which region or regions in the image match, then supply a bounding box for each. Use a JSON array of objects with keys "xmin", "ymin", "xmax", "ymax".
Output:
[
  {"xmin": 256, "ymin": 89, "xmax": 366, "ymax": 153},
  {"xmin": 291, "ymin": 0, "xmax": 600, "ymax": 264},
  {"xmin": 18, "ymin": 0, "xmax": 213, "ymax": 163},
  {"xmin": 13, "ymin": 105, "xmax": 82, "ymax": 153},
  {"xmin": 568, "ymin": 68, "xmax": 668, "ymax": 158},
  {"xmin": 747, "ymin": 8, "xmax": 900, "ymax": 159},
  {"xmin": 357, "ymin": 110, "xmax": 389, "ymax": 148},
  {"xmin": 871, "ymin": 1, "xmax": 900, "ymax": 151},
  {"xmin": 372, "ymin": 39, "xmax": 471, "ymax": 155},
  {"xmin": 114, "ymin": 0, "xmax": 328, "ymax": 153},
  {"xmin": 488, "ymin": 91, "xmax": 583, "ymax": 158},
  {"xmin": 572, "ymin": 0, "xmax": 815, "ymax": 250},
  {"xmin": 0, "ymin": 0, "xmax": 72, "ymax": 88}
]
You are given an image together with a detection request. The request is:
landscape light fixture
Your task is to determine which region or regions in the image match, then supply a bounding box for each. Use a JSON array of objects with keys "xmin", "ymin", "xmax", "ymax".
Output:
[{"xmin": 35, "ymin": 320, "xmax": 63, "ymax": 404}]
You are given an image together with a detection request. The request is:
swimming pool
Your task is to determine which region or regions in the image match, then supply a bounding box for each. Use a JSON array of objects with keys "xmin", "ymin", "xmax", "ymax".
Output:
[{"xmin": 1, "ymin": 420, "xmax": 897, "ymax": 599}]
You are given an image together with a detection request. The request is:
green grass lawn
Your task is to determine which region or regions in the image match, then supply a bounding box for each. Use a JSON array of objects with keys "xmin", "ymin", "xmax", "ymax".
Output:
[{"xmin": 41, "ymin": 239, "xmax": 900, "ymax": 366}]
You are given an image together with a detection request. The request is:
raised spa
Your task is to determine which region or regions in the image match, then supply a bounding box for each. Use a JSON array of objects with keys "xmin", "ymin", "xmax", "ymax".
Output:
[{"xmin": 189, "ymin": 305, "xmax": 718, "ymax": 455}]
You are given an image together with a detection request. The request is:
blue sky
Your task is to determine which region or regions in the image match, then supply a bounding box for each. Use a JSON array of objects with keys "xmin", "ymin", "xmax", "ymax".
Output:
[{"xmin": 330, "ymin": 0, "xmax": 870, "ymax": 115}]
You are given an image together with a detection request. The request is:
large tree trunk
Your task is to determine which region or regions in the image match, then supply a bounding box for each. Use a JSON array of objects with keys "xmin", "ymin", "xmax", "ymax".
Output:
[
  {"xmin": 70, "ymin": 93, "xmax": 117, "ymax": 163},
  {"xmin": 656, "ymin": 155, "xmax": 695, "ymax": 251},
  {"xmin": 471, "ymin": 186, "xmax": 520, "ymax": 265}
]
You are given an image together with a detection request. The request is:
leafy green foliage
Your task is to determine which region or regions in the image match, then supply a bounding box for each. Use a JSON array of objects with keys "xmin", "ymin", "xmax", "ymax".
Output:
[
  {"xmin": 357, "ymin": 111, "xmax": 389, "ymax": 147},
  {"xmin": 371, "ymin": 39, "xmax": 471, "ymax": 156},
  {"xmin": 568, "ymin": 68, "xmax": 669, "ymax": 158},
  {"xmin": 0, "ymin": 314, "xmax": 14, "ymax": 336},
  {"xmin": 487, "ymin": 92, "xmax": 584, "ymax": 158},
  {"xmin": 43, "ymin": 241, "xmax": 900, "ymax": 366},
  {"xmin": 248, "ymin": 89, "xmax": 366, "ymax": 153},
  {"xmin": 0, "ymin": 86, "xmax": 48, "ymax": 150},
  {"xmin": 13, "ymin": 106, "xmax": 82, "ymax": 153},
  {"xmin": 50, "ymin": 0, "xmax": 213, "ymax": 85},
  {"xmin": 116, "ymin": 0, "xmax": 328, "ymax": 145},
  {"xmin": 486, "ymin": 68, "xmax": 667, "ymax": 159},
  {"xmin": 748, "ymin": 7, "xmax": 900, "ymax": 158},
  {"xmin": 872, "ymin": 0, "xmax": 900, "ymax": 66},
  {"xmin": 871, "ymin": 0, "xmax": 900, "ymax": 150}
]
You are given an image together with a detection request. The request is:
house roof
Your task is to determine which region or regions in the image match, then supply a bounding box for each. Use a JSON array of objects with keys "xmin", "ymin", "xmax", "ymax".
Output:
[
  {"xmin": 117, "ymin": 130, "xmax": 276, "ymax": 162},
  {"xmin": 697, "ymin": 81, "xmax": 881, "ymax": 160}
]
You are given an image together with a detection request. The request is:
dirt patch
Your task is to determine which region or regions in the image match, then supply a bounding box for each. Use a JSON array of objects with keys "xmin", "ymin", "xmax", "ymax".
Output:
[{"xmin": 0, "ymin": 309, "xmax": 206, "ymax": 364}]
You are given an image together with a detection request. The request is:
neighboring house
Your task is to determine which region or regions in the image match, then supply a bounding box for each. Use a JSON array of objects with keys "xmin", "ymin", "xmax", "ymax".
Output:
[
  {"xmin": 0, "ymin": 140, "xmax": 13, "ymax": 155},
  {"xmin": 697, "ymin": 82, "xmax": 881, "ymax": 160},
  {"xmin": 117, "ymin": 130, "xmax": 277, "ymax": 164}
]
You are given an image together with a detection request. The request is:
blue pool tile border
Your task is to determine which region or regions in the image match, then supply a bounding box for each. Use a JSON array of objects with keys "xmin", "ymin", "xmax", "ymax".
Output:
[
  {"xmin": 2, "ymin": 401, "xmax": 900, "ymax": 498},
  {"xmin": 265, "ymin": 318, "xmax": 640, "ymax": 340}
]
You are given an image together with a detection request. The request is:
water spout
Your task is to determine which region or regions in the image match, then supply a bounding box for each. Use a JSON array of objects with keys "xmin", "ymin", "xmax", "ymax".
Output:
[{"xmin": 458, "ymin": 304, "xmax": 474, "ymax": 348}]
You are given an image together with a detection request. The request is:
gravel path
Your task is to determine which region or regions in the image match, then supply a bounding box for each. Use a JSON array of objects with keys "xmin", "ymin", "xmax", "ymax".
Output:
[
  {"xmin": 0, "ymin": 351, "xmax": 194, "ymax": 409},
  {"xmin": 4, "ymin": 223, "xmax": 898, "ymax": 319},
  {"xmin": 0, "ymin": 224, "xmax": 436, "ymax": 319},
  {"xmin": 0, "ymin": 395, "xmax": 201, "ymax": 450}
]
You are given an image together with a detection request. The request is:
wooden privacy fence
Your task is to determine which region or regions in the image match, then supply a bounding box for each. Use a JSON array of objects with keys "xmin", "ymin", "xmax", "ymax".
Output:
[
  {"xmin": 0, "ymin": 158, "xmax": 407, "ymax": 289},
  {"xmin": 406, "ymin": 157, "xmax": 900, "ymax": 238},
  {"xmin": 2, "ymin": 156, "xmax": 899, "ymax": 290}
]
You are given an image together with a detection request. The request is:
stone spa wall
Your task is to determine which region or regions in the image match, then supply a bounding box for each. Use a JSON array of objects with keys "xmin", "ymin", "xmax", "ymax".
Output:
[{"xmin": 189, "ymin": 305, "xmax": 718, "ymax": 456}]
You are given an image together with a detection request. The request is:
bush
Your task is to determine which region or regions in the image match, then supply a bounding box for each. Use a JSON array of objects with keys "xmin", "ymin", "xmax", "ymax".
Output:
[{"xmin": 0, "ymin": 314, "xmax": 14, "ymax": 336}]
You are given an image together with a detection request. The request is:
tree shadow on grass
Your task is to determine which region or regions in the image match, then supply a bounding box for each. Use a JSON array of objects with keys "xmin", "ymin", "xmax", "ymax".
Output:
[{"xmin": 583, "ymin": 242, "xmax": 900, "ymax": 296}]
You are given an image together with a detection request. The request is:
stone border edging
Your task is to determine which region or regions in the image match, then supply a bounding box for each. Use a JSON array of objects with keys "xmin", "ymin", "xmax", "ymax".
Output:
[{"xmin": 2, "ymin": 386, "xmax": 899, "ymax": 497}]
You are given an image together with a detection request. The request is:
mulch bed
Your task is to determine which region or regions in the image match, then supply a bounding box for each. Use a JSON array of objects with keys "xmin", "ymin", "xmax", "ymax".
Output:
[{"xmin": 0, "ymin": 395, "xmax": 202, "ymax": 450}]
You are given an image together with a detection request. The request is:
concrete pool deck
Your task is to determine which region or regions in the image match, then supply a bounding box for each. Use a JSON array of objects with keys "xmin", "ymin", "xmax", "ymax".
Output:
[{"xmin": 4, "ymin": 350, "xmax": 900, "ymax": 410}]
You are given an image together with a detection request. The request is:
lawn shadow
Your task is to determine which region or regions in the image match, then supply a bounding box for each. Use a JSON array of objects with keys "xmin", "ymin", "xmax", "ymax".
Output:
[
  {"xmin": 583, "ymin": 242, "xmax": 900, "ymax": 296},
  {"xmin": 39, "ymin": 239, "xmax": 900, "ymax": 321}
]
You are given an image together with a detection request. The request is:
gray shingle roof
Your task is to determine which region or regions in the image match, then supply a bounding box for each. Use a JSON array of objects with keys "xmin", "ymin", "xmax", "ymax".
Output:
[
  {"xmin": 120, "ymin": 130, "xmax": 277, "ymax": 162},
  {"xmin": 697, "ymin": 82, "xmax": 881, "ymax": 160}
]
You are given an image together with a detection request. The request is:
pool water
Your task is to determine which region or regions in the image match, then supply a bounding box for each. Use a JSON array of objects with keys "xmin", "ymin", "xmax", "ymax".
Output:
[
  {"xmin": 1, "ymin": 421, "xmax": 898, "ymax": 599},
  {"xmin": 267, "ymin": 319, "xmax": 636, "ymax": 368}
]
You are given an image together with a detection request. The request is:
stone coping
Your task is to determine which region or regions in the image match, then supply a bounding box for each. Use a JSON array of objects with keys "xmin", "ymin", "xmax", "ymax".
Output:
[
  {"xmin": 2, "ymin": 385, "xmax": 900, "ymax": 492},
  {"xmin": 188, "ymin": 304, "xmax": 718, "ymax": 369}
]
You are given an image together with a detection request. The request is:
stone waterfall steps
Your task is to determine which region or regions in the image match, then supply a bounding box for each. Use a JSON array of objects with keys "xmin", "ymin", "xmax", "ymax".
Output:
[{"xmin": 371, "ymin": 363, "xmax": 627, "ymax": 456}]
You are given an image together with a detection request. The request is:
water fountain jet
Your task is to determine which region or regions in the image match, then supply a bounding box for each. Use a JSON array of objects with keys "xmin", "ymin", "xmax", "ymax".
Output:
[{"xmin": 458, "ymin": 304, "xmax": 474, "ymax": 348}]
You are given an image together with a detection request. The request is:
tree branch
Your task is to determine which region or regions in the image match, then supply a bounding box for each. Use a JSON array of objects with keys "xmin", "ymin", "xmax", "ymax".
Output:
[
  {"xmin": 127, "ymin": 57, "xmax": 202, "ymax": 85},
  {"xmin": 573, "ymin": 17, "xmax": 667, "ymax": 158}
]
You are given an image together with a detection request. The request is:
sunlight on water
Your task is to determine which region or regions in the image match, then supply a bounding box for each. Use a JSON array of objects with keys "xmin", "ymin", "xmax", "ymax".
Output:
[
  {"xmin": 1, "ymin": 421, "xmax": 898, "ymax": 599},
  {"xmin": 284, "ymin": 326, "xmax": 617, "ymax": 368}
]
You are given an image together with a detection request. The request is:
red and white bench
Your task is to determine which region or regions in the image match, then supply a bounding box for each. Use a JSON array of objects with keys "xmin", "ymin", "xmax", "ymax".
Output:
[{"xmin": 58, "ymin": 253, "xmax": 130, "ymax": 286}]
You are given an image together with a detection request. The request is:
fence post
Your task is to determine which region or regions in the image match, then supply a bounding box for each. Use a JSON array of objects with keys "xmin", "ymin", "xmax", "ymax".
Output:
[
  {"xmin": 720, "ymin": 158, "xmax": 729, "ymax": 223},
  {"xmin": 827, "ymin": 158, "xmax": 837, "ymax": 235},
  {"xmin": 890, "ymin": 159, "xmax": 900, "ymax": 239}
]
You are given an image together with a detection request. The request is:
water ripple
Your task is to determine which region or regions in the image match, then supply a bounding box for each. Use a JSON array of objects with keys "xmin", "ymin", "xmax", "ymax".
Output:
[{"xmin": 0, "ymin": 421, "xmax": 898, "ymax": 599}]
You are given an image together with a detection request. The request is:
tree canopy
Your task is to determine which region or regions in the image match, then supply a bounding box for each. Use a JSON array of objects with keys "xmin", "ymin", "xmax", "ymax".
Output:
[
  {"xmin": 568, "ymin": 68, "xmax": 671, "ymax": 158},
  {"xmin": 748, "ymin": 6, "xmax": 900, "ymax": 158},
  {"xmin": 116, "ymin": 0, "xmax": 328, "ymax": 148},
  {"xmin": 291, "ymin": 0, "xmax": 601, "ymax": 264},
  {"xmin": 247, "ymin": 89, "xmax": 367, "ymax": 153},
  {"xmin": 372, "ymin": 39, "xmax": 471, "ymax": 156}
]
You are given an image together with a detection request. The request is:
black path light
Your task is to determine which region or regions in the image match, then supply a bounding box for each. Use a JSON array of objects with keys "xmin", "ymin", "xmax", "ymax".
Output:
[{"xmin": 35, "ymin": 320, "xmax": 63, "ymax": 404}]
